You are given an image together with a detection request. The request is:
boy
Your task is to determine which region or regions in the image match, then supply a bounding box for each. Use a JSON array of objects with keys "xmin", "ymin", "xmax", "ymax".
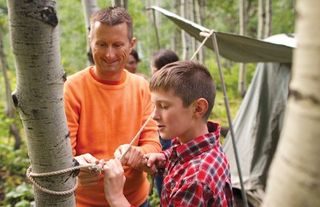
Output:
[{"xmin": 103, "ymin": 60, "xmax": 233, "ymax": 207}]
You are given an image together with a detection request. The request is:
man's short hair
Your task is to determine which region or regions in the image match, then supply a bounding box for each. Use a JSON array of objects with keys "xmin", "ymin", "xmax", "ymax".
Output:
[
  {"xmin": 150, "ymin": 60, "xmax": 216, "ymax": 120},
  {"xmin": 90, "ymin": 6, "xmax": 133, "ymax": 39}
]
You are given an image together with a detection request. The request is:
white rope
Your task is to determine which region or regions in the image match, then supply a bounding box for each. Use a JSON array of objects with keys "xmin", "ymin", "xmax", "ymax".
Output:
[
  {"xmin": 190, "ymin": 30, "xmax": 214, "ymax": 61},
  {"xmin": 26, "ymin": 110, "xmax": 155, "ymax": 195},
  {"xmin": 119, "ymin": 109, "xmax": 155, "ymax": 160},
  {"xmin": 26, "ymin": 163, "xmax": 102, "ymax": 195}
]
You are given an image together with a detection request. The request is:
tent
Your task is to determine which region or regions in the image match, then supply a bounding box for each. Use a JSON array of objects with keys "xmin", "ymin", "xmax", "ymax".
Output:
[{"xmin": 150, "ymin": 6, "xmax": 295, "ymax": 207}]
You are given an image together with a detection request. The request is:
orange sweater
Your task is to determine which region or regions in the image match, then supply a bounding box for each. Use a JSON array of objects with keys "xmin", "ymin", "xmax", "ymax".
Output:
[{"xmin": 64, "ymin": 67, "xmax": 161, "ymax": 207}]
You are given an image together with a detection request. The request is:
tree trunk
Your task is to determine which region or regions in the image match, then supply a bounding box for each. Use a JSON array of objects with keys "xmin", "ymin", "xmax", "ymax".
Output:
[
  {"xmin": 257, "ymin": 0, "xmax": 265, "ymax": 39},
  {"xmin": 196, "ymin": 0, "xmax": 205, "ymax": 63},
  {"xmin": 81, "ymin": 0, "xmax": 99, "ymax": 65},
  {"xmin": 262, "ymin": 0, "xmax": 320, "ymax": 206},
  {"xmin": 264, "ymin": 0, "xmax": 272, "ymax": 38},
  {"xmin": 0, "ymin": 27, "xmax": 21, "ymax": 150},
  {"xmin": 238, "ymin": 0, "xmax": 247, "ymax": 96},
  {"xmin": 172, "ymin": 0, "xmax": 181, "ymax": 54},
  {"xmin": 7, "ymin": 1, "xmax": 76, "ymax": 206},
  {"xmin": 112, "ymin": 0, "xmax": 128, "ymax": 9},
  {"xmin": 180, "ymin": 0, "xmax": 192, "ymax": 60}
]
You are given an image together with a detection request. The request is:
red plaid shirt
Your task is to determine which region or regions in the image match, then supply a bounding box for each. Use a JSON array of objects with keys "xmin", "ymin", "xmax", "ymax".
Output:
[{"xmin": 160, "ymin": 122, "xmax": 233, "ymax": 207}]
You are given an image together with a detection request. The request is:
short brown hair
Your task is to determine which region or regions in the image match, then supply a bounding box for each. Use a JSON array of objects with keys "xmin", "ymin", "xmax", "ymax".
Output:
[
  {"xmin": 150, "ymin": 60, "xmax": 216, "ymax": 120},
  {"xmin": 90, "ymin": 6, "xmax": 133, "ymax": 39}
]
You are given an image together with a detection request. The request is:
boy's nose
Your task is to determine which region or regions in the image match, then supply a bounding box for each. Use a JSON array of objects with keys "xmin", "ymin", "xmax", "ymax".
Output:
[{"xmin": 152, "ymin": 109, "xmax": 160, "ymax": 121}]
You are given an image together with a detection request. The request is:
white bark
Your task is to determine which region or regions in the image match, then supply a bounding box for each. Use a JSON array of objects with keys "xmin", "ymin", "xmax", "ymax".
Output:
[
  {"xmin": 0, "ymin": 28, "xmax": 22, "ymax": 150},
  {"xmin": 264, "ymin": 0, "xmax": 272, "ymax": 38},
  {"xmin": 7, "ymin": 0, "xmax": 76, "ymax": 206},
  {"xmin": 238, "ymin": 0, "xmax": 247, "ymax": 96},
  {"xmin": 263, "ymin": 0, "xmax": 320, "ymax": 206},
  {"xmin": 257, "ymin": 0, "xmax": 265, "ymax": 39},
  {"xmin": 81, "ymin": 0, "xmax": 99, "ymax": 65},
  {"xmin": 180, "ymin": 0, "xmax": 192, "ymax": 60},
  {"xmin": 112, "ymin": 0, "xmax": 128, "ymax": 9}
]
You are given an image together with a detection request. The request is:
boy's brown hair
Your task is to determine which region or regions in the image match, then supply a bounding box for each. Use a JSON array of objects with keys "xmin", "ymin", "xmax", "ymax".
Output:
[
  {"xmin": 150, "ymin": 60, "xmax": 216, "ymax": 120},
  {"xmin": 90, "ymin": 6, "xmax": 133, "ymax": 39}
]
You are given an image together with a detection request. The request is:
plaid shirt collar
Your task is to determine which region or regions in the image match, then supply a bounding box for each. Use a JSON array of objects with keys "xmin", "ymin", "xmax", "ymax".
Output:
[{"xmin": 169, "ymin": 122, "xmax": 221, "ymax": 163}]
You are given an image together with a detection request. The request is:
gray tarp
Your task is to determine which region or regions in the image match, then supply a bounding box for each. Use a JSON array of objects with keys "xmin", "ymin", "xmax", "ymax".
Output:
[
  {"xmin": 223, "ymin": 63, "xmax": 291, "ymax": 205},
  {"xmin": 151, "ymin": 6, "xmax": 295, "ymax": 206},
  {"xmin": 150, "ymin": 6, "xmax": 293, "ymax": 63}
]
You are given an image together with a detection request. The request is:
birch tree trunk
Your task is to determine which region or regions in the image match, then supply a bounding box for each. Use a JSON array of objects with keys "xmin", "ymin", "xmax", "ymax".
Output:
[
  {"xmin": 7, "ymin": 1, "xmax": 76, "ymax": 206},
  {"xmin": 257, "ymin": 0, "xmax": 265, "ymax": 39},
  {"xmin": 238, "ymin": 0, "xmax": 247, "ymax": 96},
  {"xmin": 81, "ymin": 0, "xmax": 99, "ymax": 65},
  {"xmin": 172, "ymin": 0, "xmax": 181, "ymax": 53},
  {"xmin": 0, "ymin": 28, "xmax": 22, "ymax": 150},
  {"xmin": 180, "ymin": 0, "xmax": 192, "ymax": 60},
  {"xmin": 112, "ymin": 0, "xmax": 128, "ymax": 9},
  {"xmin": 196, "ymin": 0, "xmax": 205, "ymax": 63},
  {"xmin": 262, "ymin": 0, "xmax": 320, "ymax": 206},
  {"xmin": 264, "ymin": 0, "xmax": 272, "ymax": 38}
]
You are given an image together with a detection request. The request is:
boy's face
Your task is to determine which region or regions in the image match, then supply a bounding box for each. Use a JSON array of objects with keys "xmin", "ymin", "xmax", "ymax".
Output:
[{"xmin": 151, "ymin": 89, "xmax": 197, "ymax": 143}]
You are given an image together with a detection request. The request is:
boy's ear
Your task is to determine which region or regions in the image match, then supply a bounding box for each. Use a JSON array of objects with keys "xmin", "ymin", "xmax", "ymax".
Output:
[{"xmin": 193, "ymin": 98, "xmax": 208, "ymax": 119}]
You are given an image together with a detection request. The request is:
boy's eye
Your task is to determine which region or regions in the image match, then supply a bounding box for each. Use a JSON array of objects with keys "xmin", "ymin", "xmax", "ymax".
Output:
[{"xmin": 159, "ymin": 104, "xmax": 168, "ymax": 109}]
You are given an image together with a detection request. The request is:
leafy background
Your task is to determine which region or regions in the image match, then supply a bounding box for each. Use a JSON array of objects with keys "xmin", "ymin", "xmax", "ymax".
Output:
[{"xmin": 0, "ymin": 0, "xmax": 294, "ymax": 206}]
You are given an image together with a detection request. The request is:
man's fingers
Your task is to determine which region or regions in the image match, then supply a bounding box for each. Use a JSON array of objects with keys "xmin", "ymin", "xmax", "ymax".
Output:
[{"xmin": 83, "ymin": 153, "xmax": 98, "ymax": 163}]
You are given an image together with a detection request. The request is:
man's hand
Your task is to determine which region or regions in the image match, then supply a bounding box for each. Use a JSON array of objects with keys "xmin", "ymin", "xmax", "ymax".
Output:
[
  {"xmin": 74, "ymin": 153, "xmax": 101, "ymax": 187},
  {"xmin": 114, "ymin": 144, "xmax": 145, "ymax": 170},
  {"xmin": 104, "ymin": 159, "xmax": 131, "ymax": 207},
  {"xmin": 143, "ymin": 153, "xmax": 166, "ymax": 175}
]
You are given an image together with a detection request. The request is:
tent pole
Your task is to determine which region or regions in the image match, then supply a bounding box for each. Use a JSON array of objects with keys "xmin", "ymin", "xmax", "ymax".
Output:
[{"xmin": 210, "ymin": 31, "xmax": 249, "ymax": 207}]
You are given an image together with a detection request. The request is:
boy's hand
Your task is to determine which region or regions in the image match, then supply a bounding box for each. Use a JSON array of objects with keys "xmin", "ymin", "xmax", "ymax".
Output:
[
  {"xmin": 114, "ymin": 144, "xmax": 145, "ymax": 170},
  {"xmin": 143, "ymin": 153, "xmax": 166, "ymax": 175},
  {"xmin": 104, "ymin": 159, "xmax": 131, "ymax": 207},
  {"xmin": 74, "ymin": 153, "xmax": 102, "ymax": 186}
]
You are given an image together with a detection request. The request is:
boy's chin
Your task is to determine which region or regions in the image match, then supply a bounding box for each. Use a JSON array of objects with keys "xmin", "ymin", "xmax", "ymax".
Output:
[{"xmin": 159, "ymin": 132, "xmax": 170, "ymax": 140}]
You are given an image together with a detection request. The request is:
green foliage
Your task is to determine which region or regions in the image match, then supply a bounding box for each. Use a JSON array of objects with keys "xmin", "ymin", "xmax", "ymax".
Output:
[
  {"xmin": 3, "ymin": 183, "xmax": 33, "ymax": 207},
  {"xmin": 0, "ymin": 1, "xmax": 295, "ymax": 206},
  {"xmin": 57, "ymin": 1, "xmax": 87, "ymax": 74},
  {"xmin": 0, "ymin": 140, "xmax": 33, "ymax": 206}
]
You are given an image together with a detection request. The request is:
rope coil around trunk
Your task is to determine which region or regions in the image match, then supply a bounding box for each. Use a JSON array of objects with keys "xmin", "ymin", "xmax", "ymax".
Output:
[
  {"xmin": 26, "ymin": 111, "xmax": 154, "ymax": 195},
  {"xmin": 26, "ymin": 164, "xmax": 101, "ymax": 195}
]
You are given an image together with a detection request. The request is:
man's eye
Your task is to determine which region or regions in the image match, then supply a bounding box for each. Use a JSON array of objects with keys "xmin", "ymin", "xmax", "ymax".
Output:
[{"xmin": 96, "ymin": 43, "xmax": 106, "ymax": 47}]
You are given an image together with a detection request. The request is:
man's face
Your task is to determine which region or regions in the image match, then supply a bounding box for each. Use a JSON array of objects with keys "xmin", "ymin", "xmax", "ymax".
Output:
[
  {"xmin": 90, "ymin": 22, "xmax": 136, "ymax": 80},
  {"xmin": 151, "ymin": 89, "xmax": 196, "ymax": 143}
]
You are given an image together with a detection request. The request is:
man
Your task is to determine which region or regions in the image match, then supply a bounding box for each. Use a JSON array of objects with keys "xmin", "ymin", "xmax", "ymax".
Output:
[{"xmin": 64, "ymin": 7, "xmax": 161, "ymax": 207}]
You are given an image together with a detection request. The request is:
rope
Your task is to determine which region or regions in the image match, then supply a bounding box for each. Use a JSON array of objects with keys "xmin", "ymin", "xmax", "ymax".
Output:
[
  {"xmin": 26, "ymin": 163, "xmax": 102, "ymax": 195},
  {"xmin": 119, "ymin": 109, "xmax": 155, "ymax": 160},
  {"xmin": 26, "ymin": 110, "xmax": 154, "ymax": 195},
  {"xmin": 190, "ymin": 30, "xmax": 214, "ymax": 61}
]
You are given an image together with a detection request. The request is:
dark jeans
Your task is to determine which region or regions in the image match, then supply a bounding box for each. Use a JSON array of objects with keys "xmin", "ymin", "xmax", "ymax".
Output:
[
  {"xmin": 139, "ymin": 200, "xmax": 149, "ymax": 207},
  {"xmin": 155, "ymin": 137, "xmax": 172, "ymax": 196}
]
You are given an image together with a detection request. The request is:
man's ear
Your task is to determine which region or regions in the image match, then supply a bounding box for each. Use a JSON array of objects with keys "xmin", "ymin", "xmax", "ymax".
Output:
[
  {"xmin": 193, "ymin": 98, "xmax": 208, "ymax": 119},
  {"xmin": 129, "ymin": 37, "xmax": 137, "ymax": 52}
]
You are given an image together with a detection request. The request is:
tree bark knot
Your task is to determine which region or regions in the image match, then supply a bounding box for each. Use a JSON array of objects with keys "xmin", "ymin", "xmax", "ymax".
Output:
[{"xmin": 25, "ymin": 6, "xmax": 58, "ymax": 27}]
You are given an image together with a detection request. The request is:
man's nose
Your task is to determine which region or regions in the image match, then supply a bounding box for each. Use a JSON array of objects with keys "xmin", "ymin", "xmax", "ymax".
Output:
[{"xmin": 105, "ymin": 47, "xmax": 115, "ymax": 58}]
